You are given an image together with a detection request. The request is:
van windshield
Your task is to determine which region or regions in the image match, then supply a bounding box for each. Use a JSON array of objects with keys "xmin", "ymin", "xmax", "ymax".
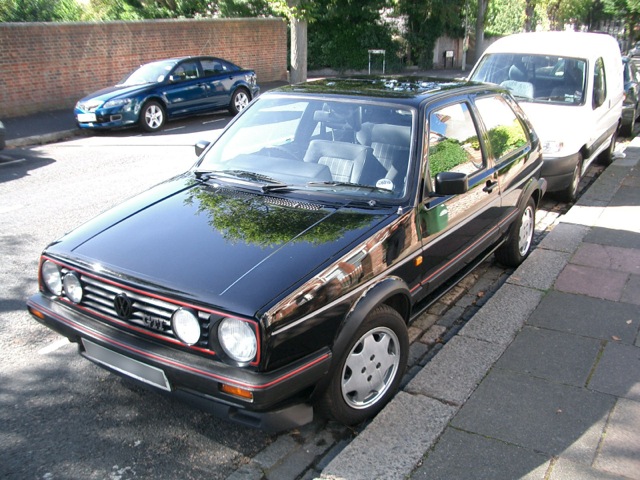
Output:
[{"xmin": 471, "ymin": 53, "xmax": 586, "ymax": 105}]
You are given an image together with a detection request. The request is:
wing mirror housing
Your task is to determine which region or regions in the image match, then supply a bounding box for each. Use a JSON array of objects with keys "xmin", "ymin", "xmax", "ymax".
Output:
[
  {"xmin": 434, "ymin": 171, "xmax": 469, "ymax": 196},
  {"xmin": 195, "ymin": 140, "xmax": 211, "ymax": 157}
]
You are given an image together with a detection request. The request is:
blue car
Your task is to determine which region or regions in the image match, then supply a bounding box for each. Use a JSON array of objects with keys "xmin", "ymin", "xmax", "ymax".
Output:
[{"xmin": 74, "ymin": 56, "xmax": 259, "ymax": 132}]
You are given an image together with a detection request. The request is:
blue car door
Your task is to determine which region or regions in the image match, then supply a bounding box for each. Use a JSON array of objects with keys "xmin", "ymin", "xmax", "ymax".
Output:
[
  {"xmin": 163, "ymin": 60, "xmax": 209, "ymax": 115},
  {"xmin": 200, "ymin": 58, "xmax": 238, "ymax": 108}
]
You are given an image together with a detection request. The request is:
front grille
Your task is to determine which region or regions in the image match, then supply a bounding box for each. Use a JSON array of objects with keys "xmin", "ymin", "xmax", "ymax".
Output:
[{"xmin": 62, "ymin": 267, "xmax": 213, "ymax": 352}]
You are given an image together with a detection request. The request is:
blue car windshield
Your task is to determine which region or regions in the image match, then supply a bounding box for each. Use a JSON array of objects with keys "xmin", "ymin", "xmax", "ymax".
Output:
[{"xmin": 118, "ymin": 61, "xmax": 175, "ymax": 86}]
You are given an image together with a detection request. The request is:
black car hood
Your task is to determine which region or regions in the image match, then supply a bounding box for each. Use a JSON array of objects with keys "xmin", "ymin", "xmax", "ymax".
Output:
[{"xmin": 47, "ymin": 175, "xmax": 389, "ymax": 317}]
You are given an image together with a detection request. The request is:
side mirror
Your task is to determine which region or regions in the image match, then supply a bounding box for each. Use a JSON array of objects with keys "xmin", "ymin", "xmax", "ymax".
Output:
[
  {"xmin": 434, "ymin": 171, "xmax": 469, "ymax": 196},
  {"xmin": 195, "ymin": 140, "xmax": 211, "ymax": 157}
]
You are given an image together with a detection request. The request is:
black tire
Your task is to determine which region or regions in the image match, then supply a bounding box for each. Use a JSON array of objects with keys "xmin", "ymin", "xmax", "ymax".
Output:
[
  {"xmin": 621, "ymin": 113, "xmax": 636, "ymax": 137},
  {"xmin": 317, "ymin": 304, "xmax": 408, "ymax": 425},
  {"xmin": 556, "ymin": 153, "xmax": 583, "ymax": 203},
  {"xmin": 229, "ymin": 88, "xmax": 250, "ymax": 115},
  {"xmin": 598, "ymin": 128, "xmax": 617, "ymax": 166},
  {"xmin": 495, "ymin": 197, "xmax": 536, "ymax": 267},
  {"xmin": 139, "ymin": 100, "xmax": 165, "ymax": 132}
]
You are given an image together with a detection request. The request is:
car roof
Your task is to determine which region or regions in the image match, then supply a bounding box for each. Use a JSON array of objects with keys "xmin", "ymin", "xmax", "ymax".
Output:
[
  {"xmin": 268, "ymin": 76, "xmax": 495, "ymax": 104},
  {"xmin": 483, "ymin": 31, "xmax": 620, "ymax": 59}
]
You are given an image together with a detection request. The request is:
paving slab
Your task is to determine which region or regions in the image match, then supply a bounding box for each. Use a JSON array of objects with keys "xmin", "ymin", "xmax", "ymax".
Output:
[
  {"xmin": 621, "ymin": 273, "xmax": 640, "ymax": 306},
  {"xmin": 527, "ymin": 291, "xmax": 640, "ymax": 343},
  {"xmin": 588, "ymin": 342, "xmax": 640, "ymax": 401},
  {"xmin": 536, "ymin": 222, "xmax": 590, "ymax": 254},
  {"xmin": 459, "ymin": 284, "xmax": 544, "ymax": 345},
  {"xmin": 495, "ymin": 326, "xmax": 601, "ymax": 387},
  {"xmin": 321, "ymin": 392, "xmax": 456, "ymax": 480},
  {"xmin": 451, "ymin": 369, "xmax": 615, "ymax": 463},
  {"xmin": 406, "ymin": 335, "xmax": 504, "ymax": 405},
  {"xmin": 554, "ymin": 264, "xmax": 629, "ymax": 301},
  {"xmin": 548, "ymin": 458, "xmax": 629, "ymax": 480},
  {"xmin": 507, "ymin": 249, "xmax": 570, "ymax": 291},
  {"xmin": 570, "ymin": 243, "xmax": 640, "ymax": 274},
  {"xmin": 594, "ymin": 398, "xmax": 640, "ymax": 479},
  {"xmin": 412, "ymin": 427, "xmax": 549, "ymax": 480}
]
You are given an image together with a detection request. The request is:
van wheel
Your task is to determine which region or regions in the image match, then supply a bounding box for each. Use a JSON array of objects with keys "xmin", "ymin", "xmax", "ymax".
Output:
[
  {"xmin": 317, "ymin": 305, "xmax": 408, "ymax": 425},
  {"xmin": 496, "ymin": 197, "xmax": 536, "ymax": 267},
  {"xmin": 556, "ymin": 153, "xmax": 583, "ymax": 203},
  {"xmin": 599, "ymin": 129, "xmax": 617, "ymax": 166}
]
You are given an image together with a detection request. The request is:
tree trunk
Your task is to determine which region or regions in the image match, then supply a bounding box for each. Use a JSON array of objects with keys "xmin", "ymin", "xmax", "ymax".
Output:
[
  {"xmin": 290, "ymin": 16, "xmax": 307, "ymax": 84},
  {"xmin": 475, "ymin": 0, "xmax": 488, "ymax": 61}
]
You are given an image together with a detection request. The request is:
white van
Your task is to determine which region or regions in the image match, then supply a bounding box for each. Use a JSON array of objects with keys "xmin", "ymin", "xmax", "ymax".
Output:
[{"xmin": 469, "ymin": 31, "xmax": 623, "ymax": 201}]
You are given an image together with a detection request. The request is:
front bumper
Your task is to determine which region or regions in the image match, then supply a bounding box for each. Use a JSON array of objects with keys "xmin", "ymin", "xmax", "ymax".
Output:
[
  {"xmin": 74, "ymin": 108, "xmax": 138, "ymax": 130},
  {"xmin": 27, "ymin": 292, "xmax": 331, "ymax": 432},
  {"xmin": 540, "ymin": 151, "xmax": 581, "ymax": 193}
]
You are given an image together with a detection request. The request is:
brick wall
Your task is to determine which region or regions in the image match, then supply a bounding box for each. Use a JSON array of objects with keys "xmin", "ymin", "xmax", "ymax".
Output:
[{"xmin": 0, "ymin": 18, "xmax": 288, "ymax": 118}]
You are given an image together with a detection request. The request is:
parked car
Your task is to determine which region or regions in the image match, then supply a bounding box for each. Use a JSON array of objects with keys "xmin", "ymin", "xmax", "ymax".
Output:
[
  {"xmin": 74, "ymin": 56, "xmax": 259, "ymax": 132},
  {"xmin": 28, "ymin": 77, "xmax": 546, "ymax": 432},
  {"xmin": 628, "ymin": 41, "xmax": 640, "ymax": 57},
  {"xmin": 0, "ymin": 120, "xmax": 5, "ymax": 150},
  {"xmin": 622, "ymin": 56, "xmax": 640, "ymax": 136},
  {"xmin": 469, "ymin": 31, "xmax": 623, "ymax": 202}
]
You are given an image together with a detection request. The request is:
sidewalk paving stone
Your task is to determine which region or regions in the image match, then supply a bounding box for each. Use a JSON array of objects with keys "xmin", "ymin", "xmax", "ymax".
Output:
[
  {"xmin": 495, "ymin": 326, "xmax": 601, "ymax": 387},
  {"xmin": 594, "ymin": 398, "xmax": 640, "ymax": 478},
  {"xmin": 451, "ymin": 369, "xmax": 615, "ymax": 463},
  {"xmin": 588, "ymin": 342, "xmax": 640, "ymax": 401},
  {"xmin": 554, "ymin": 263, "xmax": 629, "ymax": 301},
  {"xmin": 548, "ymin": 458, "xmax": 629, "ymax": 480},
  {"xmin": 527, "ymin": 291, "xmax": 640, "ymax": 343},
  {"xmin": 506, "ymin": 249, "xmax": 570, "ymax": 291},
  {"xmin": 412, "ymin": 427, "xmax": 549, "ymax": 480}
]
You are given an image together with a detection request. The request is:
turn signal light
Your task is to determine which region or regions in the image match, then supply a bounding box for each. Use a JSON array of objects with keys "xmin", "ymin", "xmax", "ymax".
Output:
[{"xmin": 220, "ymin": 384, "xmax": 254, "ymax": 401}]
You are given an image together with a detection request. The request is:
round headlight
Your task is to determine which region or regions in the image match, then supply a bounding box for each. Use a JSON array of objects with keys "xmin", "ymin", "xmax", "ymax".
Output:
[
  {"xmin": 171, "ymin": 309, "xmax": 201, "ymax": 345},
  {"xmin": 218, "ymin": 318, "xmax": 257, "ymax": 363},
  {"xmin": 42, "ymin": 260, "xmax": 62, "ymax": 296},
  {"xmin": 63, "ymin": 272, "xmax": 83, "ymax": 303}
]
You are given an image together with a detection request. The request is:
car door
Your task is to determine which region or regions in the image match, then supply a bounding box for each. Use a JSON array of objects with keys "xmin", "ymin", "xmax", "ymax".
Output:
[
  {"xmin": 416, "ymin": 96, "xmax": 503, "ymax": 295},
  {"xmin": 473, "ymin": 93, "xmax": 536, "ymax": 227},
  {"xmin": 162, "ymin": 59, "xmax": 209, "ymax": 115},
  {"xmin": 591, "ymin": 57, "xmax": 618, "ymax": 154},
  {"xmin": 200, "ymin": 58, "xmax": 238, "ymax": 108}
]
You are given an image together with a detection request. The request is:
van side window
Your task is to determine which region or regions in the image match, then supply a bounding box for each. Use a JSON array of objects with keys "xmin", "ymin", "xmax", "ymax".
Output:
[
  {"xmin": 593, "ymin": 58, "xmax": 607, "ymax": 109},
  {"xmin": 474, "ymin": 95, "xmax": 528, "ymax": 160}
]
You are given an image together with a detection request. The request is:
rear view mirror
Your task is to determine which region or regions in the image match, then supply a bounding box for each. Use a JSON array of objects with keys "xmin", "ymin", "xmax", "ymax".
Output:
[
  {"xmin": 195, "ymin": 140, "xmax": 210, "ymax": 157},
  {"xmin": 434, "ymin": 171, "xmax": 469, "ymax": 195}
]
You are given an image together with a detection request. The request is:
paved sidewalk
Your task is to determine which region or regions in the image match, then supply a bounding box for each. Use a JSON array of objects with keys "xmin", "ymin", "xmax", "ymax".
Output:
[{"xmin": 321, "ymin": 141, "xmax": 640, "ymax": 479}]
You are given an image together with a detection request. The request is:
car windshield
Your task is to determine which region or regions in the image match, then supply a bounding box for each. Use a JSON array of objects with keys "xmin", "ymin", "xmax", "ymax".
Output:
[
  {"xmin": 196, "ymin": 96, "xmax": 414, "ymax": 200},
  {"xmin": 471, "ymin": 53, "xmax": 587, "ymax": 105},
  {"xmin": 118, "ymin": 60, "xmax": 176, "ymax": 86}
]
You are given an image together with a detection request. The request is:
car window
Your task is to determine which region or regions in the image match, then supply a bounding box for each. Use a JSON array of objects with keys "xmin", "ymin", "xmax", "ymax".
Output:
[
  {"xmin": 427, "ymin": 101, "xmax": 484, "ymax": 180},
  {"xmin": 593, "ymin": 57, "xmax": 607, "ymax": 109},
  {"xmin": 173, "ymin": 61, "xmax": 199, "ymax": 81},
  {"xmin": 201, "ymin": 59, "xmax": 224, "ymax": 76},
  {"xmin": 198, "ymin": 97, "xmax": 414, "ymax": 199},
  {"xmin": 470, "ymin": 53, "xmax": 586, "ymax": 105},
  {"xmin": 474, "ymin": 95, "xmax": 528, "ymax": 160}
]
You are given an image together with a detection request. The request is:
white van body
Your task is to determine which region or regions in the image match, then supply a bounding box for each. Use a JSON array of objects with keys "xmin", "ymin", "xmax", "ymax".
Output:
[{"xmin": 469, "ymin": 32, "xmax": 623, "ymax": 201}]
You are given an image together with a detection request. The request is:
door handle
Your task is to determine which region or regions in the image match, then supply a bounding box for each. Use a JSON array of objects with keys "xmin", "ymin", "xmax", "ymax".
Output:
[{"xmin": 483, "ymin": 180, "xmax": 498, "ymax": 193}]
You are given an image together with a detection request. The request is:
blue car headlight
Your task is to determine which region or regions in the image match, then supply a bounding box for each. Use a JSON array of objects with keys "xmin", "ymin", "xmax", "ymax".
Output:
[{"xmin": 103, "ymin": 98, "xmax": 133, "ymax": 109}]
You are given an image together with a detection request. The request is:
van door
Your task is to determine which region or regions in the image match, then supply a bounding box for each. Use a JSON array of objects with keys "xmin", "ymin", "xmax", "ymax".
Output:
[{"xmin": 590, "ymin": 57, "xmax": 618, "ymax": 158}]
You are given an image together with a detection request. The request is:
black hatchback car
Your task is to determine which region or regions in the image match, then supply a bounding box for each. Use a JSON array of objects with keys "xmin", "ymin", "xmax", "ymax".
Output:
[{"xmin": 28, "ymin": 77, "xmax": 546, "ymax": 431}]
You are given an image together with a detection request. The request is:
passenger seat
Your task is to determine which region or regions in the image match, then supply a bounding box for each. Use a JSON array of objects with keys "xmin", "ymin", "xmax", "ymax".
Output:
[{"xmin": 356, "ymin": 123, "xmax": 411, "ymax": 185}]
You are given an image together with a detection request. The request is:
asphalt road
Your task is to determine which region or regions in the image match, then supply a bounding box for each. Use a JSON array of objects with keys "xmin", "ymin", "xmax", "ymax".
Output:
[{"xmin": 0, "ymin": 113, "xmax": 617, "ymax": 479}]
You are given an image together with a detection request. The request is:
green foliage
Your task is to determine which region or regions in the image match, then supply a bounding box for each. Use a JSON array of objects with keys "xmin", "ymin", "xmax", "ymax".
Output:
[
  {"xmin": 429, "ymin": 139, "xmax": 469, "ymax": 177},
  {"xmin": 485, "ymin": 122, "xmax": 526, "ymax": 158},
  {"xmin": 485, "ymin": 0, "xmax": 526, "ymax": 36},
  {"xmin": 307, "ymin": 0, "xmax": 403, "ymax": 72},
  {"xmin": 397, "ymin": 0, "xmax": 465, "ymax": 69},
  {"xmin": 1, "ymin": 0, "xmax": 84, "ymax": 22}
]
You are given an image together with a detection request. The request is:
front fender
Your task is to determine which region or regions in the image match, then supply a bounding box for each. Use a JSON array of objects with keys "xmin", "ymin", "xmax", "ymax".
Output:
[{"xmin": 309, "ymin": 276, "xmax": 411, "ymax": 400}]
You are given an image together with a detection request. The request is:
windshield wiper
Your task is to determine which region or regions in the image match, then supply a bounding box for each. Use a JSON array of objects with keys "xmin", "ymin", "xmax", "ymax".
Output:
[
  {"xmin": 195, "ymin": 170, "xmax": 294, "ymax": 192},
  {"xmin": 306, "ymin": 181, "xmax": 393, "ymax": 194}
]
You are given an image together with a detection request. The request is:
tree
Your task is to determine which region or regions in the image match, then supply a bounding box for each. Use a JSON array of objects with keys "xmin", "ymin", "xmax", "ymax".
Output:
[{"xmin": 0, "ymin": 0, "xmax": 84, "ymax": 22}]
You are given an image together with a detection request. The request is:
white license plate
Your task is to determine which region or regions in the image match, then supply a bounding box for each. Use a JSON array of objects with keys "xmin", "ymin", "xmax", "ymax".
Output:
[
  {"xmin": 82, "ymin": 339, "xmax": 171, "ymax": 391},
  {"xmin": 77, "ymin": 113, "xmax": 97, "ymax": 123}
]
